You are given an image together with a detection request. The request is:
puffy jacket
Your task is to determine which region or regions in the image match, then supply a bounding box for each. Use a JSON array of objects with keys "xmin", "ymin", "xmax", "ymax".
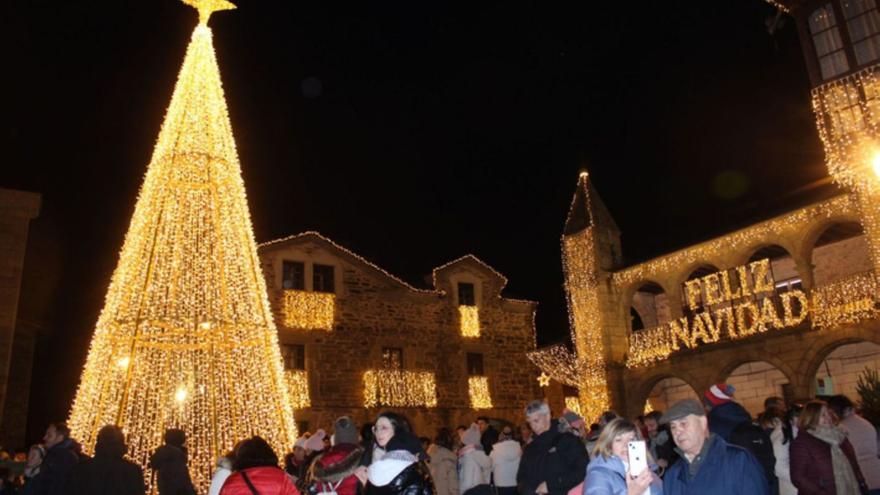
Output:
[
  {"xmin": 790, "ymin": 430, "xmax": 867, "ymax": 495},
  {"xmin": 707, "ymin": 402, "xmax": 752, "ymax": 441},
  {"xmin": 149, "ymin": 445, "xmax": 195, "ymax": 495},
  {"xmin": 662, "ymin": 434, "xmax": 769, "ymax": 495},
  {"xmin": 583, "ymin": 454, "xmax": 662, "ymax": 495},
  {"xmin": 366, "ymin": 451, "xmax": 435, "ymax": 495},
  {"xmin": 457, "ymin": 449, "xmax": 490, "ymax": 494},
  {"xmin": 489, "ymin": 440, "xmax": 521, "ymax": 488},
  {"xmin": 426, "ymin": 445, "xmax": 457, "ymax": 495},
  {"xmin": 36, "ymin": 438, "xmax": 82, "ymax": 495},
  {"xmin": 220, "ymin": 466, "xmax": 300, "ymax": 495},
  {"xmin": 308, "ymin": 443, "xmax": 364, "ymax": 495},
  {"xmin": 517, "ymin": 421, "xmax": 588, "ymax": 495}
]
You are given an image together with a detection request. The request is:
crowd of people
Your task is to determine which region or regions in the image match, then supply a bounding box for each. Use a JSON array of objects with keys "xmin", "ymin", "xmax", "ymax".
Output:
[{"xmin": 1, "ymin": 383, "xmax": 879, "ymax": 495}]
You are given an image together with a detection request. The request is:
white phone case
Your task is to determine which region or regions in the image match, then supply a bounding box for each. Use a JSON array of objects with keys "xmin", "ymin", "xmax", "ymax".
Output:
[{"xmin": 628, "ymin": 440, "xmax": 648, "ymax": 477}]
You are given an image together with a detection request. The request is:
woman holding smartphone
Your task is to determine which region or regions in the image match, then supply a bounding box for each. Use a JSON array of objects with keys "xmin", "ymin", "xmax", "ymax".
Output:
[{"xmin": 583, "ymin": 419, "xmax": 662, "ymax": 495}]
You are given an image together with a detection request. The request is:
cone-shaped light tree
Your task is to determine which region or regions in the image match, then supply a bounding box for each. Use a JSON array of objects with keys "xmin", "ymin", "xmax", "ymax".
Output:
[{"xmin": 68, "ymin": 0, "xmax": 297, "ymax": 489}]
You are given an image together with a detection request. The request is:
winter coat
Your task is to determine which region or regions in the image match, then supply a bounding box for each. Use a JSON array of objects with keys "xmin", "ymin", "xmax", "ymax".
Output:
[
  {"xmin": 426, "ymin": 445, "xmax": 458, "ymax": 495},
  {"xmin": 790, "ymin": 430, "xmax": 867, "ymax": 495},
  {"xmin": 64, "ymin": 452, "xmax": 144, "ymax": 495},
  {"xmin": 488, "ymin": 440, "xmax": 521, "ymax": 488},
  {"xmin": 583, "ymin": 454, "xmax": 662, "ymax": 495},
  {"xmin": 768, "ymin": 419, "xmax": 797, "ymax": 495},
  {"xmin": 516, "ymin": 420, "xmax": 588, "ymax": 495},
  {"xmin": 707, "ymin": 402, "xmax": 753, "ymax": 442},
  {"xmin": 457, "ymin": 448, "xmax": 490, "ymax": 494},
  {"xmin": 219, "ymin": 466, "xmax": 300, "ymax": 495},
  {"xmin": 149, "ymin": 445, "xmax": 196, "ymax": 495},
  {"xmin": 35, "ymin": 438, "xmax": 82, "ymax": 495},
  {"xmin": 365, "ymin": 451, "xmax": 435, "ymax": 495},
  {"xmin": 840, "ymin": 414, "xmax": 880, "ymax": 490},
  {"xmin": 662, "ymin": 434, "xmax": 769, "ymax": 495},
  {"xmin": 309, "ymin": 443, "xmax": 365, "ymax": 495},
  {"xmin": 208, "ymin": 467, "xmax": 232, "ymax": 495}
]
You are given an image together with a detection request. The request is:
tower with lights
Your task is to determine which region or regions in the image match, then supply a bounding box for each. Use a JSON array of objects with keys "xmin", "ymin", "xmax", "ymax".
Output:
[
  {"xmin": 67, "ymin": 0, "xmax": 297, "ymax": 490},
  {"xmin": 769, "ymin": 0, "xmax": 880, "ymax": 271}
]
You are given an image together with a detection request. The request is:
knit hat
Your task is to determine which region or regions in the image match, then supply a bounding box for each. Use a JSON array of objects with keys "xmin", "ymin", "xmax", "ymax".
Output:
[
  {"xmin": 305, "ymin": 429, "xmax": 326, "ymax": 452},
  {"xmin": 704, "ymin": 383, "xmax": 735, "ymax": 407},
  {"xmin": 333, "ymin": 416, "xmax": 359, "ymax": 446},
  {"xmin": 460, "ymin": 424, "xmax": 481, "ymax": 447},
  {"xmin": 562, "ymin": 409, "xmax": 585, "ymax": 429}
]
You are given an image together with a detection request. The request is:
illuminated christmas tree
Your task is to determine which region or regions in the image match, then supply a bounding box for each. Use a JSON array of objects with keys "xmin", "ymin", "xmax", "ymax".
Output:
[{"xmin": 68, "ymin": 0, "xmax": 297, "ymax": 490}]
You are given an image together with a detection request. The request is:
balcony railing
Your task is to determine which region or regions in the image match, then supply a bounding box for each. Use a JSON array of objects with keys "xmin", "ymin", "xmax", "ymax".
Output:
[
  {"xmin": 284, "ymin": 369, "xmax": 311, "ymax": 409},
  {"xmin": 282, "ymin": 290, "xmax": 335, "ymax": 330},
  {"xmin": 362, "ymin": 369, "xmax": 437, "ymax": 408}
]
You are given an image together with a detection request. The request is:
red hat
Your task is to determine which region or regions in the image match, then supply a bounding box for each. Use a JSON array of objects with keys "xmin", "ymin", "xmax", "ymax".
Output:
[{"xmin": 704, "ymin": 383, "xmax": 735, "ymax": 407}]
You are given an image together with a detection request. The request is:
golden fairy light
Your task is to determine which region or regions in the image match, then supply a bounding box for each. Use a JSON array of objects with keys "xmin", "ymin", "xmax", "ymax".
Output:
[
  {"xmin": 468, "ymin": 376, "xmax": 493, "ymax": 409},
  {"xmin": 362, "ymin": 370, "xmax": 438, "ymax": 408},
  {"xmin": 67, "ymin": 1, "xmax": 297, "ymax": 491},
  {"xmin": 283, "ymin": 290, "xmax": 335, "ymax": 330},
  {"xmin": 284, "ymin": 370, "xmax": 311, "ymax": 409},
  {"xmin": 459, "ymin": 305, "xmax": 481, "ymax": 337},
  {"xmin": 564, "ymin": 396, "xmax": 583, "ymax": 417}
]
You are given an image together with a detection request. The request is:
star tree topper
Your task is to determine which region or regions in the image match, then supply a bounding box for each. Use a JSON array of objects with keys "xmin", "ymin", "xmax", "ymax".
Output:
[{"xmin": 183, "ymin": 0, "xmax": 236, "ymax": 25}]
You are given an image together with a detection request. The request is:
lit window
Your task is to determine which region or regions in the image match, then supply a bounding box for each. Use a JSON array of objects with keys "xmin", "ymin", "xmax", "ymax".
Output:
[
  {"xmin": 810, "ymin": 5, "xmax": 850, "ymax": 79},
  {"xmin": 282, "ymin": 261, "xmax": 305, "ymax": 290},
  {"xmin": 313, "ymin": 264, "xmax": 335, "ymax": 293}
]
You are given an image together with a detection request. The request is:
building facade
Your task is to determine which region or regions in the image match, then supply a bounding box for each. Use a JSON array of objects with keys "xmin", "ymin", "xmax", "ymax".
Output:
[{"xmin": 258, "ymin": 232, "xmax": 541, "ymax": 434}]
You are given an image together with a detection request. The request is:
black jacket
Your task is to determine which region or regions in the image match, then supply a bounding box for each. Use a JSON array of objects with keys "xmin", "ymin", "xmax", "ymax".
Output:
[
  {"xmin": 480, "ymin": 427, "xmax": 499, "ymax": 456},
  {"xmin": 36, "ymin": 438, "xmax": 82, "ymax": 495},
  {"xmin": 516, "ymin": 421, "xmax": 588, "ymax": 495},
  {"xmin": 365, "ymin": 461, "xmax": 435, "ymax": 495},
  {"xmin": 65, "ymin": 453, "xmax": 144, "ymax": 495},
  {"xmin": 148, "ymin": 445, "xmax": 195, "ymax": 495}
]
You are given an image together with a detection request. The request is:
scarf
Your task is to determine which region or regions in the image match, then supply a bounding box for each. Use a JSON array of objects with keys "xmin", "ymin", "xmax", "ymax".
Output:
[{"xmin": 811, "ymin": 426, "xmax": 861, "ymax": 495}]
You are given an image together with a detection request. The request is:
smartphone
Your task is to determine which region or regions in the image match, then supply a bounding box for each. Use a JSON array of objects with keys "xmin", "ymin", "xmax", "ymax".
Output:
[{"xmin": 628, "ymin": 440, "xmax": 648, "ymax": 477}]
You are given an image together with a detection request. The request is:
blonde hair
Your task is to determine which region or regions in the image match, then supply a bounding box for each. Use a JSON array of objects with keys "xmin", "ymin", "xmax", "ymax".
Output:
[
  {"xmin": 592, "ymin": 418, "xmax": 642, "ymax": 459},
  {"xmin": 799, "ymin": 399, "xmax": 834, "ymax": 431}
]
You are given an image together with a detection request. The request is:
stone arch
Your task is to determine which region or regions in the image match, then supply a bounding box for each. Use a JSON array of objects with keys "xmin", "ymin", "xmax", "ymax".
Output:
[
  {"xmin": 807, "ymin": 221, "xmax": 872, "ymax": 286},
  {"xmin": 627, "ymin": 281, "xmax": 671, "ymax": 332},
  {"xmin": 732, "ymin": 238, "xmax": 801, "ymax": 268},
  {"xmin": 716, "ymin": 360, "xmax": 794, "ymax": 416},
  {"xmin": 801, "ymin": 333, "xmax": 880, "ymax": 399},
  {"xmin": 674, "ymin": 263, "xmax": 722, "ymax": 313},
  {"xmin": 799, "ymin": 214, "xmax": 863, "ymax": 261},
  {"xmin": 635, "ymin": 372, "xmax": 702, "ymax": 416}
]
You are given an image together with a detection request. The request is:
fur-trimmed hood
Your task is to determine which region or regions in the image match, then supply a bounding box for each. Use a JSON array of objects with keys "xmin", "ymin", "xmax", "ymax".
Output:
[{"xmin": 312, "ymin": 443, "xmax": 365, "ymax": 483}]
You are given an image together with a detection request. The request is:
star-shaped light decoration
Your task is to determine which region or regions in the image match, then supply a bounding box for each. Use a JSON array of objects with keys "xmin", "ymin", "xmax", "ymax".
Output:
[
  {"xmin": 182, "ymin": 0, "xmax": 236, "ymax": 25},
  {"xmin": 537, "ymin": 372, "xmax": 551, "ymax": 388}
]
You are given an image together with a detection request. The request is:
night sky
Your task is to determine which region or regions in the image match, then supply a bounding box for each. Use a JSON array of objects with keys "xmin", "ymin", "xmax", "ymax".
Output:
[{"xmin": 4, "ymin": 0, "xmax": 835, "ymax": 444}]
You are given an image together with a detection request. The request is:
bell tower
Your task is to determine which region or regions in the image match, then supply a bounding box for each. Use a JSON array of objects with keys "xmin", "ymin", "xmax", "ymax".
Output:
[{"xmin": 770, "ymin": 0, "xmax": 880, "ymax": 272}]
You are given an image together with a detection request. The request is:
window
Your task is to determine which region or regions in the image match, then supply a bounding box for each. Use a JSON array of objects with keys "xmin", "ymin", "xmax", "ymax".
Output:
[
  {"xmin": 843, "ymin": 0, "xmax": 880, "ymax": 65},
  {"xmin": 810, "ymin": 5, "xmax": 850, "ymax": 79},
  {"xmin": 458, "ymin": 282, "xmax": 476, "ymax": 306},
  {"xmin": 281, "ymin": 344, "xmax": 306, "ymax": 370},
  {"xmin": 466, "ymin": 353, "xmax": 484, "ymax": 376},
  {"xmin": 282, "ymin": 261, "xmax": 305, "ymax": 290},
  {"xmin": 775, "ymin": 277, "xmax": 804, "ymax": 293},
  {"xmin": 382, "ymin": 347, "xmax": 403, "ymax": 369},
  {"xmin": 313, "ymin": 264, "xmax": 335, "ymax": 293}
]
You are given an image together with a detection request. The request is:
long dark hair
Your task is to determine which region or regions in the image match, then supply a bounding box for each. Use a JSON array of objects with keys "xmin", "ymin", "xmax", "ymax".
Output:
[
  {"xmin": 234, "ymin": 436, "xmax": 279, "ymax": 471},
  {"xmin": 376, "ymin": 411, "xmax": 412, "ymax": 436},
  {"xmin": 433, "ymin": 428, "xmax": 455, "ymax": 450}
]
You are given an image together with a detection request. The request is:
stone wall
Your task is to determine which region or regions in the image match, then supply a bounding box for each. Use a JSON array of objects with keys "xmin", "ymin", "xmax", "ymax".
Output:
[
  {"xmin": 260, "ymin": 234, "xmax": 541, "ymax": 438},
  {"xmin": 645, "ymin": 377, "xmax": 698, "ymax": 414},
  {"xmin": 725, "ymin": 361, "xmax": 788, "ymax": 416},
  {"xmin": 815, "ymin": 341, "xmax": 880, "ymax": 400}
]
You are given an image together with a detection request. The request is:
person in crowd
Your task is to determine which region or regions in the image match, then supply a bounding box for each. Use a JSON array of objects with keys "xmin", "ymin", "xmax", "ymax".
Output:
[
  {"xmin": 454, "ymin": 427, "xmax": 468, "ymax": 452},
  {"xmin": 358, "ymin": 412, "xmax": 433, "ymax": 495},
  {"xmin": 644, "ymin": 411, "xmax": 676, "ymax": 473},
  {"xmin": 309, "ymin": 417, "xmax": 365, "ymax": 495},
  {"xmin": 704, "ymin": 383, "xmax": 777, "ymax": 493},
  {"xmin": 458, "ymin": 424, "xmax": 490, "ymax": 495},
  {"xmin": 286, "ymin": 436, "xmax": 310, "ymax": 482},
  {"xmin": 149, "ymin": 428, "xmax": 196, "ymax": 495},
  {"xmin": 35, "ymin": 422, "xmax": 82, "ymax": 495},
  {"xmin": 64, "ymin": 425, "xmax": 144, "ymax": 495},
  {"xmin": 220, "ymin": 436, "xmax": 298, "ymax": 495},
  {"xmin": 19, "ymin": 444, "xmax": 46, "ymax": 495},
  {"xmin": 791, "ymin": 399, "xmax": 868, "ymax": 495},
  {"xmin": 582, "ymin": 418, "xmax": 660, "ymax": 495},
  {"xmin": 427, "ymin": 428, "xmax": 458, "ymax": 495},
  {"xmin": 584, "ymin": 424, "xmax": 601, "ymax": 457},
  {"xmin": 208, "ymin": 452, "xmax": 234, "ymax": 495},
  {"xmin": 661, "ymin": 398, "xmax": 768, "ymax": 494},
  {"xmin": 490, "ymin": 427, "xmax": 521, "ymax": 495},
  {"xmin": 559, "ymin": 410, "xmax": 587, "ymax": 439},
  {"xmin": 475, "ymin": 418, "xmax": 498, "ymax": 456},
  {"xmin": 296, "ymin": 430, "xmax": 328, "ymax": 492},
  {"xmin": 828, "ymin": 395, "xmax": 880, "ymax": 494},
  {"xmin": 758, "ymin": 405, "xmax": 797, "ymax": 495},
  {"xmin": 518, "ymin": 424, "xmax": 533, "ymax": 446},
  {"xmin": 517, "ymin": 400, "xmax": 588, "ymax": 495}
]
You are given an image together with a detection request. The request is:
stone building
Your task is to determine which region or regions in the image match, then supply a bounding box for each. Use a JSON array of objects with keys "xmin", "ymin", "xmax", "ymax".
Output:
[
  {"xmin": 0, "ymin": 188, "xmax": 41, "ymax": 449},
  {"xmin": 258, "ymin": 232, "xmax": 541, "ymax": 434},
  {"xmin": 531, "ymin": 0, "xmax": 880, "ymax": 421}
]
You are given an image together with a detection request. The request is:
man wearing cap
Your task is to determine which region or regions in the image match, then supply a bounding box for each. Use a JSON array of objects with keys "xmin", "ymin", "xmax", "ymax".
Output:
[{"xmin": 662, "ymin": 398, "xmax": 769, "ymax": 495}]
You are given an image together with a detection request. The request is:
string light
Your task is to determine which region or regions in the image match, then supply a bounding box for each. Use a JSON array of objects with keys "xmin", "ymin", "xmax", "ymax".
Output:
[
  {"xmin": 362, "ymin": 370, "xmax": 438, "ymax": 408},
  {"xmin": 67, "ymin": 2, "xmax": 297, "ymax": 491},
  {"xmin": 564, "ymin": 396, "xmax": 583, "ymax": 416},
  {"xmin": 528, "ymin": 347, "xmax": 581, "ymax": 387},
  {"xmin": 283, "ymin": 291, "xmax": 335, "ymax": 330},
  {"xmin": 459, "ymin": 306, "xmax": 481, "ymax": 337},
  {"xmin": 468, "ymin": 376, "xmax": 493, "ymax": 409},
  {"xmin": 811, "ymin": 271, "xmax": 879, "ymax": 328},
  {"xmin": 284, "ymin": 370, "xmax": 311, "ymax": 409}
]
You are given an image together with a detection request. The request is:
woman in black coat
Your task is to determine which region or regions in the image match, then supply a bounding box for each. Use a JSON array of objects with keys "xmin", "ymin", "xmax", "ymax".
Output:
[
  {"xmin": 149, "ymin": 429, "xmax": 196, "ymax": 495},
  {"xmin": 360, "ymin": 412, "xmax": 435, "ymax": 495},
  {"xmin": 64, "ymin": 425, "xmax": 144, "ymax": 495}
]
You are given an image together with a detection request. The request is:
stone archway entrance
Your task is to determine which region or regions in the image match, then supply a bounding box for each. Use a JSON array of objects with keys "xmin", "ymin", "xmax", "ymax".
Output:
[
  {"xmin": 644, "ymin": 377, "xmax": 699, "ymax": 414},
  {"xmin": 813, "ymin": 341, "xmax": 880, "ymax": 399},
  {"xmin": 723, "ymin": 361, "xmax": 790, "ymax": 416}
]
